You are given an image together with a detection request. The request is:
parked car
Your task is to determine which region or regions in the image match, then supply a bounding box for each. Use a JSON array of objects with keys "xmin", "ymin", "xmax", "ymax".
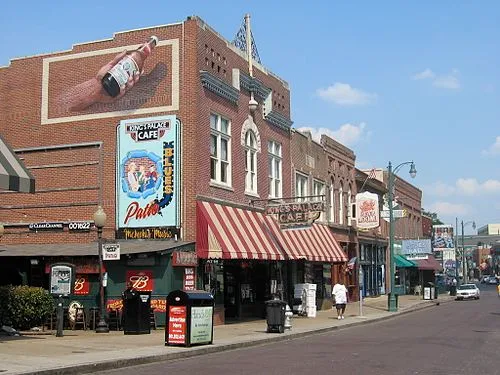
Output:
[
  {"xmin": 455, "ymin": 284, "xmax": 480, "ymax": 300},
  {"xmin": 487, "ymin": 276, "xmax": 499, "ymax": 284},
  {"xmin": 480, "ymin": 275, "xmax": 491, "ymax": 283}
]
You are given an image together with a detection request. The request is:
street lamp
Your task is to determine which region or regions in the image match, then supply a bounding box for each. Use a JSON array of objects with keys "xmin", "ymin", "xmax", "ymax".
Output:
[
  {"xmin": 387, "ymin": 161, "xmax": 417, "ymax": 312},
  {"xmin": 461, "ymin": 220, "xmax": 476, "ymax": 284},
  {"xmin": 93, "ymin": 206, "xmax": 109, "ymax": 333}
]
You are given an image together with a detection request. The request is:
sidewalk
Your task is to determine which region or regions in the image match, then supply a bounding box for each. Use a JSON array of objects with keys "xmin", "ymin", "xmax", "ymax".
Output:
[{"xmin": 0, "ymin": 294, "xmax": 454, "ymax": 375}]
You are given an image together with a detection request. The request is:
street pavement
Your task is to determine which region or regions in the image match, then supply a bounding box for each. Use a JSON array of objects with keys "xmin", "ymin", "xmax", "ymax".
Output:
[{"xmin": 0, "ymin": 294, "xmax": 454, "ymax": 375}]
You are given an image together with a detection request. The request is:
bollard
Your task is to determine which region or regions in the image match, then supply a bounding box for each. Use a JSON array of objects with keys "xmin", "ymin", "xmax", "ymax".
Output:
[
  {"xmin": 56, "ymin": 295, "xmax": 64, "ymax": 337},
  {"xmin": 284, "ymin": 304, "xmax": 293, "ymax": 330}
]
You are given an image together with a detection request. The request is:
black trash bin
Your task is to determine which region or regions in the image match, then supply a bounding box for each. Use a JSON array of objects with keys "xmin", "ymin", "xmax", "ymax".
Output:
[
  {"xmin": 165, "ymin": 290, "xmax": 214, "ymax": 347},
  {"xmin": 265, "ymin": 299, "xmax": 286, "ymax": 333},
  {"xmin": 122, "ymin": 289, "xmax": 151, "ymax": 335}
]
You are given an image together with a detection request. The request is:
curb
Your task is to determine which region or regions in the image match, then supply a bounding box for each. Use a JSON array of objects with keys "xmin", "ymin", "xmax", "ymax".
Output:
[{"xmin": 23, "ymin": 300, "xmax": 451, "ymax": 375}]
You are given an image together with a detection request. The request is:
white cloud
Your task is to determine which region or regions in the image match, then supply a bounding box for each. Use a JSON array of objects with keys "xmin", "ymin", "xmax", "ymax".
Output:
[
  {"xmin": 433, "ymin": 74, "xmax": 460, "ymax": 89},
  {"xmin": 297, "ymin": 122, "xmax": 368, "ymax": 147},
  {"xmin": 424, "ymin": 181, "xmax": 456, "ymax": 197},
  {"xmin": 425, "ymin": 178, "xmax": 500, "ymax": 197},
  {"xmin": 482, "ymin": 136, "xmax": 500, "ymax": 156},
  {"xmin": 316, "ymin": 83, "xmax": 377, "ymax": 106},
  {"xmin": 427, "ymin": 201, "xmax": 468, "ymax": 216},
  {"xmin": 411, "ymin": 69, "xmax": 461, "ymax": 90},
  {"xmin": 412, "ymin": 69, "xmax": 435, "ymax": 80},
  {"xmin": 456, "ymin": 178, "xmax": 479, "ymax": 195}
]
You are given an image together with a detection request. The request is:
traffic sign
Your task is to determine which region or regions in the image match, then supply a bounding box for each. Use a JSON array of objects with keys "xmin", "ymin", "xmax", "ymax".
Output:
[{"xmin": 380, "ymin": 209, "xmax": 407, "ymax": 219}]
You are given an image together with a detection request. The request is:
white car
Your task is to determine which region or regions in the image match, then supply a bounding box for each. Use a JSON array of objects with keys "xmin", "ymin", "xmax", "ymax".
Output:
[{"xmin": 456, "ymin": 284, "xmax": 480, "ymax": 300}]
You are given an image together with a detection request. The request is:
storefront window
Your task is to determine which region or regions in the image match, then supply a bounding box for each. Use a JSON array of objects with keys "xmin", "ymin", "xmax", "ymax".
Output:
[{"xmin": 203, "ymin": 260, "xmax": 224, "ymax": 305}]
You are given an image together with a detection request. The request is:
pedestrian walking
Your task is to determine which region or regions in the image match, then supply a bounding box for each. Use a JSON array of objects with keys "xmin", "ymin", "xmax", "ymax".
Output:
[{"xmin": 332, "ymin": 281, "xmax": 348, "ymax": 320}]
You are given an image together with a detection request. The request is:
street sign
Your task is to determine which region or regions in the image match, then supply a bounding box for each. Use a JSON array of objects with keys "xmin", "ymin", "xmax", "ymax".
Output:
[
  {"xmin": 102, "ymin": 243, "xmax": 121, "ymax": 260},
  {"xmin": 380, "ymin": 209, "xmax": 407, "ymax": 219}
]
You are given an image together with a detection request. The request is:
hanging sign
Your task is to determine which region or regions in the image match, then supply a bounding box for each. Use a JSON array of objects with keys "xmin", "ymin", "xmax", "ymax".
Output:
[
  {"xmin": 266, "ymin": 201, "xmax": 325, "ymax": 229},
  {"xmin": 103, "ymin": 243, "xmax": 121, "ymax": 260},
  {"xmin": 355, "ymin": 192, "xmax": 380, "ymax": 230}
]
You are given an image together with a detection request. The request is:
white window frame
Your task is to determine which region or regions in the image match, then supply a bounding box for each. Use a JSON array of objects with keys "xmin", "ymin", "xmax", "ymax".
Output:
[
  {"xmin": 268, "ymin": 141, "xmax": 282, "ymax": 199},
  {"xmin": 210, "ymin": 113, "xmax": 231, "ymax": 186},
  {"xmin": 295, "ymin": 172, "xmax": 308, "ymax": 202},
  {"xmin": 313, "ymin": 179, "xmax": 326, "ymax": 222},
  {"xmin": 244, "ymin": 130, "xmax": 258, "ymax": 194}
]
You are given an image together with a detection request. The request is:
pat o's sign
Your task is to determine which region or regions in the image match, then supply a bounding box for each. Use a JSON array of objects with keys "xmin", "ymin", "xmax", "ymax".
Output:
[{"xmin": 266, "ymin": 201, "xmax": 325, "ymax": 229}]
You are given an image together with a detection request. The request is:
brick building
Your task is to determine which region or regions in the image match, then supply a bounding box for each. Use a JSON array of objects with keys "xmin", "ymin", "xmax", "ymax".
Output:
[{"xmin": 0, "ymin": 15, "xmax": 349, "ymax": 325}]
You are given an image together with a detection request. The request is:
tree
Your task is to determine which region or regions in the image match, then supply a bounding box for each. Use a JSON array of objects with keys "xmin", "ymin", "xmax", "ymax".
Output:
[{"xmin": 422, "ymin": 210, "xmax": 444, "ymax": 225}]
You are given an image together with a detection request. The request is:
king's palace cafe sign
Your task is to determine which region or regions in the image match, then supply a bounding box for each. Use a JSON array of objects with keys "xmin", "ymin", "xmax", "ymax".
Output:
[{"xmin": 266, "ymin": 201, "xmax": 325, "ymax": 230}]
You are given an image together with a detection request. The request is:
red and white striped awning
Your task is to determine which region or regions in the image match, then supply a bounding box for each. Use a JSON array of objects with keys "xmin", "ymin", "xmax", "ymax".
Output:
[
  {"xmin": 196, "ymin": 201, "xmax": 347, "ymax": 263},
  {"xmin": 196, "ymin": 201, "xmax": 286, "ymax": 260},
  {"xmin": 263, "ymin": 215, "xmax": 347, "ymax": 263}
]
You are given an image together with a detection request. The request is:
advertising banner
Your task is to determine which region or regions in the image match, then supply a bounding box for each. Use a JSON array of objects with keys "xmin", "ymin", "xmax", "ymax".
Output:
[
  {"xmin": 73, "ymin": 275, "xmax": 90, "ymax": 295},
  {"xmin": 41, "ymin": 38, "xmax": 179, "ymax": 125},
  {"xmin": 355, "ymin": 192, "xmax": 380, "ymax": 230},
  {"xmin": 49, "ymin": 263, "xmax": 75, "ymax": 296},
  {"xmin": 126, "ymin": 270, "xmax": 154, "ymax": 292},
  {"xmin": 401, "ymin": 239, "xmax": 432, "ymax": 255},
  {"xmin": 116, "ymin": 115, "xmax": 180, "ymax": 229},
  {"xmin": 432, "ymin": 225, "xmax": 455, "ymax": 252},
  {"xmin": 183, "ymin": 267, "xmax": 196, "ymax": 291},
  {"xmin": 168, "ymin": 306, "xmax": 187, "ymax": 344},
  {"xmin": 190, "ymin": 306, "xmax": 213, "ymax": 344}
]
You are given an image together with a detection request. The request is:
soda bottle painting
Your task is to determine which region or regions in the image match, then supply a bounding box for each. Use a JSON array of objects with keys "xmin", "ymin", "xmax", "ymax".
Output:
[{"xmin": 101, "ymin": 36, "xmax": 159, "ymax": 97}]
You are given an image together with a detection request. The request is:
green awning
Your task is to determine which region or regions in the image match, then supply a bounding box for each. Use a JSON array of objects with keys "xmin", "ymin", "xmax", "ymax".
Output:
[{"xmin": 395, "ymin": 254, "xmax": 416, "ymax": 268}]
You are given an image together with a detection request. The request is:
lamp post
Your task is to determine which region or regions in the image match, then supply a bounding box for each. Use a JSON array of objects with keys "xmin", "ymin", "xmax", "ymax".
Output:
[
  {"xmin": 387, "ymin": 161, "xmax": 417, "ymax": 312},
  {"xmin": 461, "ymin": 220, "xmax": 476, "ymax": 284},
  {"xmin": 94, "ymin": 206, "xmax": 109, "ymax": 333}
]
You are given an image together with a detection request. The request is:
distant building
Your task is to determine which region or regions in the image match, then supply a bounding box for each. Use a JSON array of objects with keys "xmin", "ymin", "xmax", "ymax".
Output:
[{"xmin": 477, "ymin": 224, "xmax": 500, "ymax": 236}]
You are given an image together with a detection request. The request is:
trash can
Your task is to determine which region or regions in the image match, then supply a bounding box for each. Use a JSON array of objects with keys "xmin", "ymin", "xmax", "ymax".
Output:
[
  {"xmin": 423, "ymin": 283, "xmax": 437, "ymax": 300},
  {"xmin": 265, "ymin": 299, "xmax": 286, "ymax": 333},
  {"xmin": 165, "ymin": 290, "xmax": 214, "ymax": 347},
  {"xmin": 122, "ymin": 289, "xmax": 151, "ymax": 335}
]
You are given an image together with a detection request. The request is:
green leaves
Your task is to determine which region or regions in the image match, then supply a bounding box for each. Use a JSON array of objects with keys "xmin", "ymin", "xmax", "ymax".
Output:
[{"xmin": 0, "ymin": 286, "xmax": 54, "ymax": 330}]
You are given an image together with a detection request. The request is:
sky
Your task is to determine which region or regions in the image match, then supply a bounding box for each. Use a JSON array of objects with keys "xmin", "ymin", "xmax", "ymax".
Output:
[{"xmin": 1, "ymin": 1, "xmax": 499, "ymax": 234}]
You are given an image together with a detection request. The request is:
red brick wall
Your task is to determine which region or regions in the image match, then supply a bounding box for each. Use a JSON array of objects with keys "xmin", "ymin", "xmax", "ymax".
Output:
[{"xmin": 0, "ymin": 17, "xmax": 293, "ymax": 247}]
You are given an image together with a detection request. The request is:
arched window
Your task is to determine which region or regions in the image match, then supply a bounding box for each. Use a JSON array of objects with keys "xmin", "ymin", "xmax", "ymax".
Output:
[
  {"xmin": 347, "ymin": 185, "xmax": 352, "ymax": 225},
  {"xmin": 329, "ymin": 178, "xmax": 335, "ymax": 223},
  {"xmin": 245, "ymin": 130, "xmax": 258, "ymax": 194},
  {"xmin": 339, "ymin": 184, "xmax": 344, "ymax": 225}
]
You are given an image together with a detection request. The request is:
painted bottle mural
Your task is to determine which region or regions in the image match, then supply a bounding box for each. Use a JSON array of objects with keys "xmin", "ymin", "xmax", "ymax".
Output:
[{"xmin": 101, "ymin": 36, "xmax": 159, "ymax": 97}]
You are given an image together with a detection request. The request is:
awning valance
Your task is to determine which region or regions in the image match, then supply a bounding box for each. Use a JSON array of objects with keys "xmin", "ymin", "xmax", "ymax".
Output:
[
  {"xmin": 0, "ymin": 134, "xmax": 35, "ymax": 193},
  {"xmin": 395, "ymin": 254, "xmax": 416, "ymax": 268},
  {"xmin": 413, "ymin": 255, "xmax": 442, "ymax": 271},
  {"xmin": 263, "ymin": 216, "xmax": 347, "ymax": 263},
  {"xmin": 196, "ymin": 201, "xmax": 347, "ymax": 263}
]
